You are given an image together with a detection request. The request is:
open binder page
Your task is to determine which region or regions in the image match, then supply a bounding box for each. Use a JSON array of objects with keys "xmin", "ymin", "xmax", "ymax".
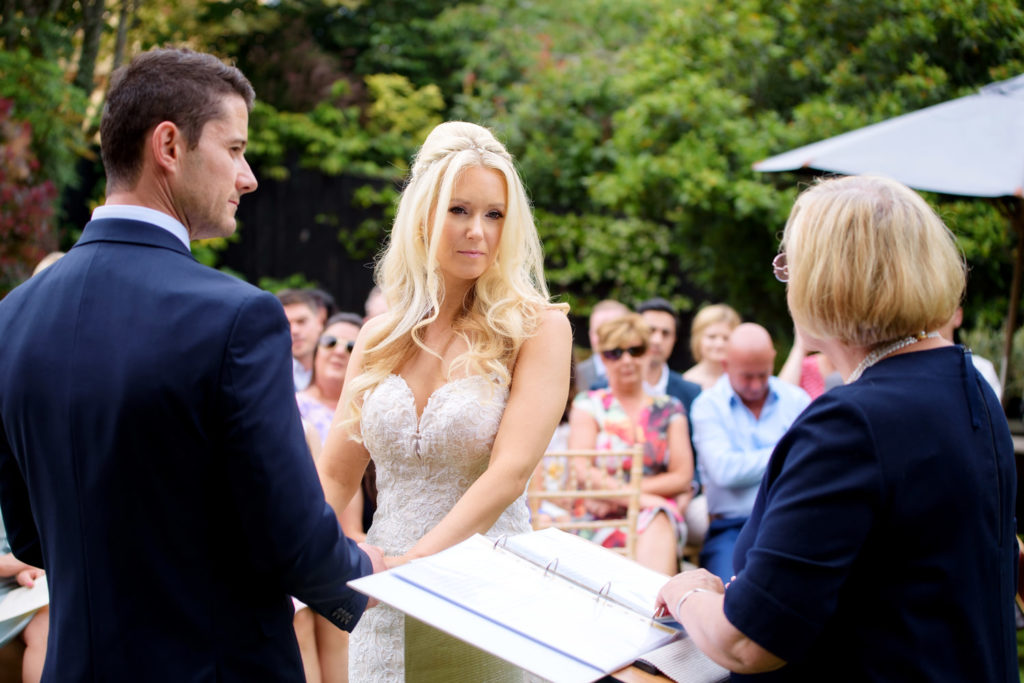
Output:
[
  {"xmin": 353, "ymin": 571, "xmax": 605, "ymax": 683},
  {"xmin": 504, "ymin": 528, "xmax": 670, "ymax": 617},
  {"xmin": 0, "ymin": 575, "xmax": 48, "ymax": 622},
  {"xmin": 351, "ymin": 533, "xmax": 679, "ymax": 678}
]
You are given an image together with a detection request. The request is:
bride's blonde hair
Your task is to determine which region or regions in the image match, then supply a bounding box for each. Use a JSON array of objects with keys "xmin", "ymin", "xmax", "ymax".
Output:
[{"xmin": 341, "ymin": 121, "xmax": 566, "ymax": 438}]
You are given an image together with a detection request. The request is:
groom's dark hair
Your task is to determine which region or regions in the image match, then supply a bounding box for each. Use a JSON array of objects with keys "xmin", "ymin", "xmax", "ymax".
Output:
[{"xmin": 101, "ymin": 47, "xmax": 255, "ymax": 192}]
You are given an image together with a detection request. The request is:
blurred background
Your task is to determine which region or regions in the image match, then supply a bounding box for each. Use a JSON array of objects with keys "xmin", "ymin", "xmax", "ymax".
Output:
[{"xmin": 3, "ymin": 0, "xmax": 1024, "ymax": 408}]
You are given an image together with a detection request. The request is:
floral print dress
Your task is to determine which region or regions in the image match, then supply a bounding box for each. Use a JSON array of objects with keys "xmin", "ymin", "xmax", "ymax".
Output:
[{"xmin": 571, "ymin": 388, "xmax": 688, "ymax": 555}]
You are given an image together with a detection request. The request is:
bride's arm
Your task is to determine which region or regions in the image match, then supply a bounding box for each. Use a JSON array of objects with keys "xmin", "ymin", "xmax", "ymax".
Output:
[
  {"xmin": 318, "ymin": 321, "xmax": 379, "ymax": 524},
  {"xmin": 394, "ymin": 308, "xmax": 572, "ymax": 565}
]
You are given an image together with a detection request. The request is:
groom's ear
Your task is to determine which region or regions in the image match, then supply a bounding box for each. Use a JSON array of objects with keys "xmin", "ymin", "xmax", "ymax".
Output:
[{"xmin": 151, "ymin": 121, "xmax": 186, "ymax": 176}]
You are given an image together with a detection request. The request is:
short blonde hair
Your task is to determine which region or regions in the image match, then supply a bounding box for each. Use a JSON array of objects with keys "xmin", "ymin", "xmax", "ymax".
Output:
[
  {"xmin": 781, "ymin": 175, "xmax": 965, "ymax": 348},
  {"xmin": 689, "ymin": 304, "xmax": 741, "ymax": 361},
  {"xmin": 597, "ymin": 313, "xmax": 650, "ymax": 352}
]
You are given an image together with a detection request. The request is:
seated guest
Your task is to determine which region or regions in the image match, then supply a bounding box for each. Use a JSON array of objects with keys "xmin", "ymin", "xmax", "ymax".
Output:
[
  {"xmin": 657, "ymin": 175, "xmax": 1017, "ymax": 680},
  {"xmin": 278, "ymin": 288, "xmax": 325, "ymax": 391},
  {"xmin": 575, "ymin": 299, "xmax": 630, "ymax": 395},
  {"xmin": 938, "ymin": 305, "xmax": 1002, "ymax": 399},
  {"xmin": 32, "ymin": 251, "xmax": 64, "ymax": 277},
  {"xmin": 295, "ymin": 312, "xmax": 369, "ymax": 683},
  {"xmin": 778, "ymin": 328, "xmax": 842, "ymax": 399},
  {"xmin": 594, "ymin": 298, "xmax": 705, "ymax": 541},
  {"xmin": 363, "ymin": 285, "xmax": 388, "ymax": 321},
  {"xmin": 568, "ymin": 313, "xmax": 693, "ymax": 574},
  {"xmin": 297, "ymin": 312, "xmax": 364, "ymax": 446},
  {"xmin": 0, "ymin": 512, "xmax": 47, "ymax": 683},
  {"xmin": 682, "ymin": 304, "xmax": 741, "ymax": 390},
  {"xmin": 309, "ymin": 288, "xmax": 339, "ymax": 327},
  {"xmin": 689, "ymin": 323, "xmax": 809, "ymax": 581}
]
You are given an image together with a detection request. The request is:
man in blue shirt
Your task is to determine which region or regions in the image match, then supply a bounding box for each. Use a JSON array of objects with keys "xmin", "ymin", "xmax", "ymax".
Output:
[{"xmin": 689, "ymin": 323, "xmax": 810, "ymax": 580}]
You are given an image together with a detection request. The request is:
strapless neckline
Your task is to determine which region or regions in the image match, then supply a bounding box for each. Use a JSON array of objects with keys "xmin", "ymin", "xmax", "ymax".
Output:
[{"xmin": 383, "ymin": 373, "xmax": 493, "ymax": 425}]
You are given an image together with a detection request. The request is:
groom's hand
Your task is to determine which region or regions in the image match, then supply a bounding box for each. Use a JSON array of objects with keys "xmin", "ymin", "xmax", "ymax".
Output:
[{"xmin": 358, "ymin": 543, "xmax": 386, "ymax": 608}]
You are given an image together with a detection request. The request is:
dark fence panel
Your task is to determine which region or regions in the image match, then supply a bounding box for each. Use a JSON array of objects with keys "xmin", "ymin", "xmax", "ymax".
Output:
[{"xmin": 226, "ymin": 165, "xmax": 392, "ymax": 316}]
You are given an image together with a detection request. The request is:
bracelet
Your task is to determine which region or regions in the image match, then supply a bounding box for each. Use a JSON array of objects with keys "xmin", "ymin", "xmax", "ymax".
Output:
[{"xmin": 673, "ymin": 587, "xmax": 711, "ymax": 617}]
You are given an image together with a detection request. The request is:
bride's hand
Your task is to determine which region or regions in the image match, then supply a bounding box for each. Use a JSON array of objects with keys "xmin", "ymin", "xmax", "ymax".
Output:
[{"xmin": 384, "ymin": 554, "xmax": 411, "ymax": 569}]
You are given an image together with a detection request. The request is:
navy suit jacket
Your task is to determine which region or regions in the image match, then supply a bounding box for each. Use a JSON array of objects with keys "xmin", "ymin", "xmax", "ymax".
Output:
[{"xmin": 0, "ymin": 219, "xmax": 372, "ymax": 681}]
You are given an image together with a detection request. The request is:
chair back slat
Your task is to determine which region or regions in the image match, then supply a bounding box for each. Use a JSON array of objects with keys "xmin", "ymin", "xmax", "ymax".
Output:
[{"xmin": 527, "ymin": 445, "xmax": 644, "ymax": 559}]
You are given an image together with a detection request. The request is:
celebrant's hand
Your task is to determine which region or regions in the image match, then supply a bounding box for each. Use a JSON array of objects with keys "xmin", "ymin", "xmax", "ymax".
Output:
[{"xmin": 654, "ymin": 568, "xmax": 724, "ymax": 620}]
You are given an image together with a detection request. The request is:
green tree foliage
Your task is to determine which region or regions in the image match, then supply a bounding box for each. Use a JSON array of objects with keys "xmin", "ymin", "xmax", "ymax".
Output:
[
  {"xmin": 7, "ymin": 0, "xmax": 1024, "ymax": 357},
  {"xmin": 428, "ymin": 0, "xmax": 1024, "ymax": 339},
  {"xmin": 0, "ymin": 49, "xmax": 89, "ymax": 198}
]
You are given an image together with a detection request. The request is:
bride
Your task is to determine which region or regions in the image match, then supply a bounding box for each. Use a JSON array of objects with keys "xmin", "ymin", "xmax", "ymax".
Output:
[{"xmin": 318, "ymin": 121, "xmax": 572, "ymax": 680}]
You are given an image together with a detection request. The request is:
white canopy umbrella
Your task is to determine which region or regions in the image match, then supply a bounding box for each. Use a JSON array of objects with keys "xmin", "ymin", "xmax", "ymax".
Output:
[{"xmin": 754, "ymin": 73, "xmax": 1024, "ymax": 401}]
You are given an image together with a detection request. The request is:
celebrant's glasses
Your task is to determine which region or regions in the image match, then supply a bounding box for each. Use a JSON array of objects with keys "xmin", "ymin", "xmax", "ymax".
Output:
[
  {"xmin": 319, "ymin": 335, "xmax": 356, "ymax": 353},
  {"xmin": 772, "ymin": 252, "xmax": 788, "ymax": 283},
  {"xmin": 600, "ymin": 344, "xmax": 647, "ymax": 361}
]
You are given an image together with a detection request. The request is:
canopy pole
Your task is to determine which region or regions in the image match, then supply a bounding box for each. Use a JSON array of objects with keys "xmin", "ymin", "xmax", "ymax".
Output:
[{"xmin": 1000, "ymin": 198, "xmax": 1024, "ymax": 409}]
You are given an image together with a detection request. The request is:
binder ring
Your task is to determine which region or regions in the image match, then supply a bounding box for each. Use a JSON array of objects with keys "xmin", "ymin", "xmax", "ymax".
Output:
[
  {"xmin": 543, "ymin": 558, "xmax": 559, "ymax": 577},
  {"xmin": 492, "ymin": 535, "xmax": 508, "ymax": 550},
  {"xmin": 596, "ymin": 582, "xmax": 612, "ymax": 602}
]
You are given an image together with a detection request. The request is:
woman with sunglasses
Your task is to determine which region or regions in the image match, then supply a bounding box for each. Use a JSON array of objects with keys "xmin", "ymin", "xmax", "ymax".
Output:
[
  {"xmin": 568, "ymin": 313, "xmax": 694, "ymax": 574},
  {"xmin": 655, "ymin": 176, "xmax": 1017, "ymax": 680},
  {"xmin": 296, "ymin": 312, "xmax": 364, "ymax": 446}
]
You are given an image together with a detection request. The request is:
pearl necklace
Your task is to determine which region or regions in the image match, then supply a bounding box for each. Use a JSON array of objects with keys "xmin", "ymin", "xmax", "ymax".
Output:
[{"xmin": 846, "ymin": 332, "xmax": 940, "ymax": 384}]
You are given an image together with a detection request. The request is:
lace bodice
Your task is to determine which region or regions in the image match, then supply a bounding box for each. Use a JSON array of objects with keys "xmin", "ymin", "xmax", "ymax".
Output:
[
  {"xmin": 351, "ymin": 373, "xmax": 532, "ymax": 682},
  {"xmin": 360, "ymin": 373, "xmax": 530, "ymax": 555}
]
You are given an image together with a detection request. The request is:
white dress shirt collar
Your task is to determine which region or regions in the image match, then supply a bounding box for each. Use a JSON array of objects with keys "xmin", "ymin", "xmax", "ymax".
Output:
[
  {"xmin": 643, "ymin": 363, "xmax": 670, "ymax": 398},
  {"xmin": 91, "ymin": 205, "xmax": 191, "ymax": 251}
]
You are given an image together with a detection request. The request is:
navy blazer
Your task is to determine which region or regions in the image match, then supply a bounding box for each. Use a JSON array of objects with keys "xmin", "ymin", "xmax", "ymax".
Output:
[{"xmin": 0, "ymin": 219, "xmax": 371, "ymax": 681}]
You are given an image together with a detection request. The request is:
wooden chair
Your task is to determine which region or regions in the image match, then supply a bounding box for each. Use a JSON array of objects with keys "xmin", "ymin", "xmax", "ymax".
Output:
[{"xmin": 528, "ymin": 446, "xmax": 644, "ymax": 560}]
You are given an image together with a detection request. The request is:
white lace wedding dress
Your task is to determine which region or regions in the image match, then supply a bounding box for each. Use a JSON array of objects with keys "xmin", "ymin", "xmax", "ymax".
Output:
[{"xmin": 349, "ymin": 373, "xmax": 532, "ymax": 681}]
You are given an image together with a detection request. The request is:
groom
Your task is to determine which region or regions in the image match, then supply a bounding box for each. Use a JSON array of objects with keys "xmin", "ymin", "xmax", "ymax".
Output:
[{"xmin": 0, "ymin": 48, "xmax": 382, "ymax": 681}]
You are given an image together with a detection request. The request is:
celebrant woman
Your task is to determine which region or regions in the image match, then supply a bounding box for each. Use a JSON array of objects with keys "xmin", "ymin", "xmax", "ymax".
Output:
[{"xmin": 656, "ymin": 175, "xmax": 1017, "ymax": 681}]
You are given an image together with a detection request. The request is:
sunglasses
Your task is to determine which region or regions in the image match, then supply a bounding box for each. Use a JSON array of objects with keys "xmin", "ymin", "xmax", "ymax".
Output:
[
  {"xmin": 600, "ymin": 344, "xmax": 647, "ymax": 361},
  {"xmin": 319, "ymin": 335, "xmax": 355, "ymax": 353}
]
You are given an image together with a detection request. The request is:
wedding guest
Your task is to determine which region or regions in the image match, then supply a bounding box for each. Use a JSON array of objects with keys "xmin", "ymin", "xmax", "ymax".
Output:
[
  {"xmin": 278, "ymin": 288, "xmax": 325, "ymax": 391},
  {"xmin": 778, "ymin": 328, "xmax": 841, "ymax": 400},
  {"xmin": 682, "ymin": 304, "xmax": 741, "ymax": 390},
  {"xmin": 309, "ymin": 288, "xmax": 339, "ymax": 326},
  {"xmin": 297, "ymin": 313, "xmax": 364, "ymax": 445},
  {"xmin": 689, "ymin": 323, "xmax": 809, "ymax": 581},
  {"xmin": 0, "ymin": 511, "xmax": 47, "ymax": 683},
  {"xmin": 318, "ymin": 121, "xmax": 572, "ymax": 681},
  {"xmin": 938, "ymin": 305, "xmax": 1002, "ymax": 399},
  {"xmin": 657, "ymin": 175, "xmax": 1016, "ymax": 681},
  {"xmin": 575, "ymin": 299, "xmax": 631, "ymax": 395},
  {"xmin": 31, "ymin": 252, "xmax": 64, "ymax": 277},
  {"xmin": 363, "ymin": 285, "xmax": 388, "ymax": 321},
  {"xmin": 293, "ymin": 311, "xmax": 365, "ymax": 683},
  {"xmin": 569, "ymin": 313, "xmax": 693, "ymax": 575}
]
